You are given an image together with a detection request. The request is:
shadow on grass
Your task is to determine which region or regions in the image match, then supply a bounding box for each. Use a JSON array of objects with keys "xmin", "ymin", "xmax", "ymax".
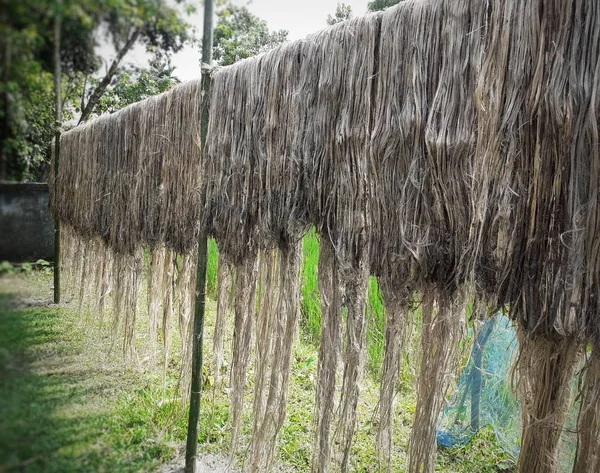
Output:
[{"xmin": 0, "ymin": 293, "xmax": 176, "ymax": 473}]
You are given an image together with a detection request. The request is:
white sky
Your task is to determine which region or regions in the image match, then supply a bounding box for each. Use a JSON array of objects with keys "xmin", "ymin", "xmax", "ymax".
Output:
[{"xmin": 112, "ymin": 0, "xmax": 372, "ymax": 82}]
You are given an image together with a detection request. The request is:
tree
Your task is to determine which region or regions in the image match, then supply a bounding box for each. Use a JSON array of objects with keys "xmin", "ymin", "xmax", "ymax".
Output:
[
  {"xmin": 327, "ymin": 3, "xmax": 353, "ymax": 26},
  {"xmin": 77, "ymin": 0, "xmax": 193, "ymax": 123},
  {"xmin": 1, "ymin": 0, "xmax": 71, "ymax": 181},
  {"xmin": 213, "ymin": 2, "xmax": 288, "ymax": 67},
  {"xmin": 1, "ymin": 0, "xmax": 285, "ymax": 181},
  {"xmin": 367, "ymin": 0, "xmax": 402, "ymax": 12},
  {"xmin": 1, "ymin": 0, "xmax": 195, "ymax": 181},
  {"xmin": 95, "ymin": 58, "xmax": 180, "ymax": 115}
]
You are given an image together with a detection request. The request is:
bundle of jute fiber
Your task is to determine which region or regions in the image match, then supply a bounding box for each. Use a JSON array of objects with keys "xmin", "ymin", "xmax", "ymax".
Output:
[
  {"xmin": 212, "ymin": 252, "xmax": 234, "ymax": 389},
  {"xmin": 176, "ymin": 249, "xmax": 199, "ymax": 403},
  {"xmin": 61, "ymin": 226, "xmax": 198, "ymax": 387},
  {"xmin": 248, "ymin": 241, "xmax": 302, "ymax": 472},
  {"xmin": 51, "ymin": 79, "xmax": 204, "ymax": 255},
  {"xmin": 58, "ymin": 223, "xmax": 144, "ymax": 362},
  {"xmin": 50, "ymin": 77, "xmax": 205, "ymax": 383},
  {"xmin": 368, "ymin": 2, "xmax": 427, "ymax": 463},
  {"xmin": 296, "ymin": 13, "xmax": 381, "ymax": 473},
  {"xmin": 229, "ymin": 255, "xmax": 259, "ymax": 454},
  {"xmin": 204, "ymin": 38, "xmax": 311, "ymax": 464},
  {"xmin": 368, "ymin": 0, "xmax": 481, "ymax": 469},
  {"xmin": 573, "ymin": 345, "xmax": 600, "ymax": 473},
  {"xmin": 470, "ymin": 0, "xmax": 600, "ymax": 471},
  {"xmin": 374, "ymin": 282, "xmax": 411, "ymax": 471},
  {"xmin": 204, "ymin": 56, "xmax": 266, "ymax": 262},
  {"xmin": 51, "ymin": 115, "xmax": 108, "ymax": 243},
  {"xmin": 204, "ymin": 38, "xmax": 311, "ymax": 262},
  {"xmin": 411, "ymin": 0, "xmax": 487, "ymax": 468}
]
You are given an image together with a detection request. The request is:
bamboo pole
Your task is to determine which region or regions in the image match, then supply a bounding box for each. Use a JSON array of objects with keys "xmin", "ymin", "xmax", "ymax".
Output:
[
  {"xmin": 184, "ymin": 0, "xmax": 214, "ymax": 471},
  {"xmin": 53, "ymin": 0, "xmax": 62, "ymax": 304}
]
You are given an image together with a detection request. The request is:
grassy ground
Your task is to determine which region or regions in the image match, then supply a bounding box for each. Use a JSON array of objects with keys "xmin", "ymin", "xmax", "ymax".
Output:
[
  {"xmin": 0, "ymin": 267, "xmax": 515, "ymax": 473},
  {"xmin": 0, "ymin": 274, "xmax": 188, "ymax": 473}
]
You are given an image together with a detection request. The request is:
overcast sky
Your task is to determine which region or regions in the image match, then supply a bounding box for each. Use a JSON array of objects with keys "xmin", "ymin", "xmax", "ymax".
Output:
[{"xmin": 116, "ymin": 0, "xmax": 372, "ymax": 82}]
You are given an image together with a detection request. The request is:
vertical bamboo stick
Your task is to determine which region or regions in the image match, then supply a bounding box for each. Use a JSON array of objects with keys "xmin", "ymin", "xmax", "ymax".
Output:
[
  {"xmin": 184, "ymin": 0, "xmax": 214, "ymax": 471},
  {"xmin": 53, "ymin": 0, "xmax": 63, "ymax": 304}
]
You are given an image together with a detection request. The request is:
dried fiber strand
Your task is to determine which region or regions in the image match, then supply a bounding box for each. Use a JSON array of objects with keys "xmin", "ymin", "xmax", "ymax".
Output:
[
  {"xmin": 375, "ymin": 281, "xmax": 410, "ymax": 471},
  {"xmin": 230, "ymin": 256, "xmax": 259, "ymax": 454},
  {"xmin": 573, "ymin": 345, "xmax": 600, "ymax": 473},
  {"xmin": 335, "ymin": 259, "xmax": 370, "ymax": 473},
  {"xmin": 59, "ymin": 224, "xmax": 78, "ymax": 295},
  {"xmin": 76, "ymin": 240, "xmax": 91, "ymax": 318},
  {"xmin": 162, "ymin": 249, "xmax": 176, "ymax": 393},
  {"xmin": 408, "ymin": 289, "xmax": 464, "ymax": 473},
  {"xmin": 88, "ymin": 239, "xmax": 109, "ymax": 320},
  {"xmin": 177, "ymin": 250, "xmax": 198, "ymax": 405},
  {"xmin": 108, "ymin": 250, "xmax": 143, "ymax": 361},
  {"xmin": 123, "ymin": 251, "xmax": 143, "ymax": 363},
  {"xmin": 516, "ymin": 330, "xmax": 581, "ymax": 473},
  {"xmin": 96, "ymin": 243, "xmax": 113, "ymax": 325},
  {"xmin": 213, "ymin": 252, "xmax": 234, "ymax": 388},
  {"xmin": 249, "ymin": 241, "xmax": 302, "ymax": 472},
  {"xmin": 251, "ymin": 250, "xmax": 280, "ymax": 446},
  {"xmin": 148, "ymin": 247, "xmax": 166, "ymax": 363},
  {"xmin": 313, "ymin": 238, "xmax": 343, "ymax": 473}
]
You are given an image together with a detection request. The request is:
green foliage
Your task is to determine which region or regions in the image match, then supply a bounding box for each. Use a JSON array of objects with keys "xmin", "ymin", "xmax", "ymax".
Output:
[
  {"xmin": 0, "ymin": 31, "xmax": 60, "ymax": 181},
  {"xmin": 0, "ymin": 260, "xmax": 50, "ymax": 275},
  {"xmin": 366, "ymin": 276, "xmax": 386, "ymax": 379},
  {"xmin": 207, "ymin": 238, "xmax": 220, "ymax": 299},
  {"xmin": 2, "ymin": 0, "xmax": 194, "ymax": 181},
  {"xmin": 326, "ymin": 3, "xmax": 353, "ymax": 26},
  {"xmin": 213, "ymin": 1, "xmax": 289, "ymax": 66},
  {"xmin": 300, "ymin": 229, "xmax": 321, "ymax": 344},
  {"xmin": 437, "ymin": 427, "xmax": 516, "ymax": 473},
  {"xmin": 95, "ymin": 58, "xmax": 180, "ymax": 115},
  {"xmin": 367, "ymin": 0, "xmax": 402, "ymax": 12},
  {"xmin": 0, "ymin": 293, "xmax": 178, "ymax": 472},
  {"xmin": 0, "ymin": 261, "xmax": 16, "ymax": 275}
]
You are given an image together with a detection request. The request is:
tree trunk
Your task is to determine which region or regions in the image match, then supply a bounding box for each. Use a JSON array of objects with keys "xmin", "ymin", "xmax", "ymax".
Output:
[{"xmin": 0, "ymin": 5, "xmax": 11, "ymax": 181}]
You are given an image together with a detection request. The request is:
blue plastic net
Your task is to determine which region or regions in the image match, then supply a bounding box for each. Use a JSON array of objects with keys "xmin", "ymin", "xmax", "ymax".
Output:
[{"xmin": 436, "ymin": 314, "xmax": 579, "ymax": 471}]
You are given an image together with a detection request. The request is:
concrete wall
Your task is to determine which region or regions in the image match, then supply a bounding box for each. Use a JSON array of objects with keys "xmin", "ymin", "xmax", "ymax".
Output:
[{"xmin": 0, "ymin": 183, "xmax": 54, "ymax": 262}]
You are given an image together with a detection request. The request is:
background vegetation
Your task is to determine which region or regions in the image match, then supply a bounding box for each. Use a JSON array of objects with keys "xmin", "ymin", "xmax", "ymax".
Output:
[{"xmin": 1, "ymin": 0, "xmax": 402, "ymax": 182}]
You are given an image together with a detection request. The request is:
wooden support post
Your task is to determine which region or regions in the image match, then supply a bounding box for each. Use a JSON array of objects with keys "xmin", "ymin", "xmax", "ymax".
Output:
[
  {"xmin": 184, "ymin": 0, "xmax": 214, "ymax": 471},
  {"xmin": 53, "ymin": 0, "xmax": 62, "ymax": 304},
  {"xmin": 53, "ymin": 132, "xmax": 61, "ymax": 304}
]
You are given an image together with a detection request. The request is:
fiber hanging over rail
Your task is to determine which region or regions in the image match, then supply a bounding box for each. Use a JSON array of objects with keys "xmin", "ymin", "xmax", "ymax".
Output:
[{"xmin": 49, "ymin": 0, "xmax": 600, "ymax": 472}]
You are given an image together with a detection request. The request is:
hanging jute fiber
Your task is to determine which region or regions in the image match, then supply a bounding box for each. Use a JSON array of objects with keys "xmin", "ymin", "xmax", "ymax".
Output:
[{"xmin": 50, "ymin": 0, "xmax": 600, "ymax": 471}]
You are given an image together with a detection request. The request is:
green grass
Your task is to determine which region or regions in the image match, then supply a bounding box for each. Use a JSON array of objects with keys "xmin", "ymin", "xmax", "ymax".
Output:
[
  {"xmin": 300, "ymin": 229, "xmax": 321, "ymax": 344},
  {"xmin": 0, "ymin": 276, "xmax": 187, "ymax": 473},
  {"xmin": 437, "ymin": 427, "xmax": 516, "ymax": 473},
  {"xmin": 0, "ymin": 271, "xmax": 514, "ymax": 473},
  {"xmin": 299, "ymin": 231, "xmax": 387, "ymax": 378},
  {"xmin": 206, "ymin": 238, "xmax": 220, "ymax": 299},
  {"xmin": 366, "ymin": 276, "xmax": 386, "ymax": 379}
]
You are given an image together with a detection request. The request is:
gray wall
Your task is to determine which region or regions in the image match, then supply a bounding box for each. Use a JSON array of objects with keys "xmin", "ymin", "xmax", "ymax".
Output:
[{"xmin": 0, "ymin": 183, "xmax": 54, "ymax": 262}]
